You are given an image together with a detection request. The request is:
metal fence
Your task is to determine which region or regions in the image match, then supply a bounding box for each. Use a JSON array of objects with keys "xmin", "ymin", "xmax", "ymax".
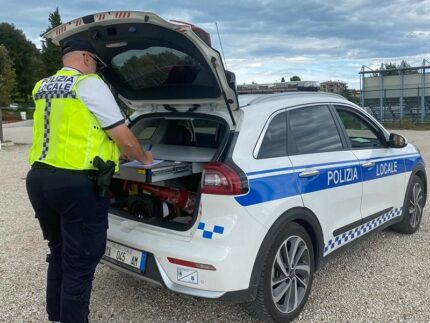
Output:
[
  {"xmin": 360, "ymin": 60, "xmax": 430, "ymax": 123},
  {"xmin": 361, "ymin": 87, "xmax": 430, "ymax": 122}
]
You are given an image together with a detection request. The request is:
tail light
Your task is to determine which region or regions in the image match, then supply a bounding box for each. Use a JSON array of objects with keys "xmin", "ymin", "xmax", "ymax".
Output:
[{"xmin": 201, "ymin": 162, "xmax": 247, "ymax": 195}]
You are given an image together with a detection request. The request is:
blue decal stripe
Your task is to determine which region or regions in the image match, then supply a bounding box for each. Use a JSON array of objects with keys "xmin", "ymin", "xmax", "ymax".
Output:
[
  {"xmin": 237, "ymin": 172, "xmax": 300, "ymax": 206},
  {"xmin": 246, "ymin": 153, "xmax": 421, "ymax": 177},
  {"xmin": 365, "ymin": 152, "xmax": 420, "ymax": 162},
  {"xmin": 197, "ymin": 222, "xmax": 225, "ymax": 240},
  {"xmin": 235, "ymin": 155, "xmax": 423, "ymax": 206},
  {"xmin": 300, "ymin": 164, "xmax": 361, "ymax": 195},
  {"xmin": 213, "ymin": 225, "xmax": 224, "ymax": 234},
  {"xmin": 203, "ymin": 231, "xmax": 213, "ymax": 239},
  {"xmin": 247, "ymin": 158, "xmax": 359, "ymax": 176},
  {"xmin": 324, "ymin": 207, "xmax": 403, "ymax": 256}
]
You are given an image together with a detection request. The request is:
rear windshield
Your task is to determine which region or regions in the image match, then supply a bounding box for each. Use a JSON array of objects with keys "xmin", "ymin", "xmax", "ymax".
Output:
[
  {"xmin": 112, "ymin": 47, "xmax": 208, "ymax": 90},
  {"xmin": 67, "ymin": 23, "xmax": 222, "ymax": 100}
]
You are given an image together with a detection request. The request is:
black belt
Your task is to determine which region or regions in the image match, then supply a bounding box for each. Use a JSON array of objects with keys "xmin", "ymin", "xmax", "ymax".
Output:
[{"xmin": 32, "ymin": 162, "xmax": 98, "ymax": 176}]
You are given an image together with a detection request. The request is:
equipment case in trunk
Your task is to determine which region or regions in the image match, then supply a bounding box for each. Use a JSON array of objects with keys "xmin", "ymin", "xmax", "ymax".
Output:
[{"xmin": 113, "ymin": 161, "xmax": 193, "ymax": 183}]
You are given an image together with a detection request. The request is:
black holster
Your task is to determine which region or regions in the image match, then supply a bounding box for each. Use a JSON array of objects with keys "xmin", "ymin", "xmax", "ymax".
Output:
[{"xmin": 93, "ymin": 156, "xmax": 116, "ymax": 197}]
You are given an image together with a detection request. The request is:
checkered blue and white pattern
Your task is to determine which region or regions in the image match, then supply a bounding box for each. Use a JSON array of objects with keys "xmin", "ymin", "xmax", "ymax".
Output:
[
  {"xmin": 324, "ymin": 207, "xmax": 403, "ymax": 256},
  {"xmin": 34, "ymin": 90, "xmax": 77, "ymax": 160},
  {"xmin": 197, "ymin": 222, "xmax": 225, "ymax": 239}
]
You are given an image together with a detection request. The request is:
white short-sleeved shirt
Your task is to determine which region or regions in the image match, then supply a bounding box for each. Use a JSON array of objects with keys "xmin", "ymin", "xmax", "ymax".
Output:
[{"xmin": 63, "ymin": 67, "xmax": 124, "ymax": 130}]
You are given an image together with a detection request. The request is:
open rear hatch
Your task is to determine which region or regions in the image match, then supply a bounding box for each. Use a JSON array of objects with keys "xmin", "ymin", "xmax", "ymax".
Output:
[
  {"xmin": 43, "ymin": 10, "xmax": 238, "ymax": 126},
  {"xmin": 43, "ymin": 11, "xmax": 245, "ymax": 232}
]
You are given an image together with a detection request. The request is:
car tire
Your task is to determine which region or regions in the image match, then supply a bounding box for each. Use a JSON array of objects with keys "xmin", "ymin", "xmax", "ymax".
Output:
[
  {"xmin": 391, "ymin": 175, "xmax": 425, "ymax": 234},
  {"xmin": 243, "ymin": 222, "xmax": 315, "ymax": 323}
]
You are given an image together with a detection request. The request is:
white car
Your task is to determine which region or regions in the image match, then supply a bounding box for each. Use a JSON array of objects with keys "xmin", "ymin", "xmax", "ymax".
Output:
[{"xmin": 45, "ymin": 11, "xmax": 427, "ymax": 322}]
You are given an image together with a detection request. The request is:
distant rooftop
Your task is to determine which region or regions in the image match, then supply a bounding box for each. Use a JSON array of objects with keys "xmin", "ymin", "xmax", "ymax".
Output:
[{"xmin": 237, "ymin": 81, "xmax": 320, "ymax": 94}]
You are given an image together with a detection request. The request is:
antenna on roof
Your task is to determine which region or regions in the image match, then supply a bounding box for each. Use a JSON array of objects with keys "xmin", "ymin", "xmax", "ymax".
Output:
[{"xmin": 215, "ymin": 22, "xmax": 228, "ymax": 69}]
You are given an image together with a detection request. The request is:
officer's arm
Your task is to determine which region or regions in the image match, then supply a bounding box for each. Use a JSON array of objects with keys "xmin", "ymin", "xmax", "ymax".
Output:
[{"xmin": 106, "ymin": 124, "xmax": 153, "ymax": 165}]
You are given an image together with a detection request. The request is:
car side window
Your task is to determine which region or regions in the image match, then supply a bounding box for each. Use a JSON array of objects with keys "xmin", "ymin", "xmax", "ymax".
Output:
[
  {"xmin": 288, "ymin": 105, "xmax": 343, "ymax": 154},
  {"xmin": 335, "ymin": 107, "xmax": 385, "ymax": 149},
  {"xmin": 257, "ymin": 111, "xmax": 287, "ymax": 159}
]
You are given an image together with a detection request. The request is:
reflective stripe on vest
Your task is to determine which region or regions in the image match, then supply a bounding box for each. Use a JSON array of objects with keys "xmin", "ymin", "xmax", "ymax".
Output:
[
  {"xmin": 29, "ymin": 69, "xmax": 120, "ymax": 171},
  {"xmin": 33, "ymin": 90, "xmax": 77, "ymax": 160}
]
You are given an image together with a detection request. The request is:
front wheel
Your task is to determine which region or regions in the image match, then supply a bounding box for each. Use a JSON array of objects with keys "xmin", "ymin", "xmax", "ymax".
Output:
[
  {"xmin": 391, "ymin": 175, "xmax": 425, "ymax": 234},
  {"xmin": 244, "ymin": 222, "xmax": 314, "ymax": 323}
]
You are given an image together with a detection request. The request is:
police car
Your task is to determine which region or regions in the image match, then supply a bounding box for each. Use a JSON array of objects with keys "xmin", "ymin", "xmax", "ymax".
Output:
[{"xmin": 45, "ymin": 11, "xmax": 427, "ymax": 322}]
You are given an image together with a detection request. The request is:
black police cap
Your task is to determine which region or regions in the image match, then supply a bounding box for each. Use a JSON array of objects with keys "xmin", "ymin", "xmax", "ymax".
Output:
[{"xmin": 61, "ymin": 39, "xmax": 96, "ymax": 55}]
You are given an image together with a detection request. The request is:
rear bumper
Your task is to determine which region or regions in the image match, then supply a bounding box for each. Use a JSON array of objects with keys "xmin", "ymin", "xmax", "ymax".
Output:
[
  {"xmin": 101, "ymin": 253, "xmax": 258, "ymax": 302},
  {"xmin": 104, "ymin": 195, "xmax": 267, "ymax": 300}
]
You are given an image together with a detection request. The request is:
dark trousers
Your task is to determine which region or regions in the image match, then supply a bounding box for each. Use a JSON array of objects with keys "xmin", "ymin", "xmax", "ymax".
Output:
[{"xmin": 26, "ymin": 165, "xmax": 108, "ymax": 323}]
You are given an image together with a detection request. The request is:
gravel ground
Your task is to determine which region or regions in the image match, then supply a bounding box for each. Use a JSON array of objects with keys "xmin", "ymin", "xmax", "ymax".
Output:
[{"xmin": 0, "ymin": 130, "xmax": 429, "ymax": 323}]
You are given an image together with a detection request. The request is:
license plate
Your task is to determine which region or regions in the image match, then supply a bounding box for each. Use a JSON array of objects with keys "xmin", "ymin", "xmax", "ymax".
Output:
[{"xmin": 104, "ymin": 240, "xmax": 147, "ymax": 272}]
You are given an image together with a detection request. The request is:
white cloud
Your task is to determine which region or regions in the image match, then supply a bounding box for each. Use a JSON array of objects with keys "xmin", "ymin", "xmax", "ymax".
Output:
[
  {"xmin": 408, "ymin": 30, "xmax": 430, "ymax": 39},
  {"xmin": 2, "ymin": 0, "xmax": 430, "ymax": 89}
]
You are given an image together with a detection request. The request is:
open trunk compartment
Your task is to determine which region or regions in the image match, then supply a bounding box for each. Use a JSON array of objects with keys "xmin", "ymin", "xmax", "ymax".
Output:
[{"xmin": 109, "ymin": 114, "xmax": 229, "ymax": 231}]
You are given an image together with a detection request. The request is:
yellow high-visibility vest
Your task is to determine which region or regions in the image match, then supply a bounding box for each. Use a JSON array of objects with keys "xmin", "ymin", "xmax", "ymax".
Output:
[{"xmin": 29, "ymin": 69, "xmax": 120, "ymax": 170}]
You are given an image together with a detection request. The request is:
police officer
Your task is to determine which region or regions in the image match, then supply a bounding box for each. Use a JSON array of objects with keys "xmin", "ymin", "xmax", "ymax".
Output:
[{"xmin": 26, "ymin": 38, "xmax": 153, "ymax": 323}]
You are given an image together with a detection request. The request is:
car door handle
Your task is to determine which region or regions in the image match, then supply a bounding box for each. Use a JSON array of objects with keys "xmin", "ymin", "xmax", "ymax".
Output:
[
  {"xmin": 299, "ymin": 169, "xmax": 320, "ymax": 178},
  {"xmin": 361, "ymin": 161, "xmax": 375, "ymax": 168}
]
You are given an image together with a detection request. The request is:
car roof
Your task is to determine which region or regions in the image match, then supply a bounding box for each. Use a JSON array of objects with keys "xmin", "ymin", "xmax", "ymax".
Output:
[
  {"xmin": 239, "ymin": 91, "xmax": 357, "ymax": 116},
  {"xmin": 237, "ymin": 91, "xmax": 390, "ymax": 137},
  {"xmin": 242, "ymin": 91, "xmax": 348, "ymax": 107}
]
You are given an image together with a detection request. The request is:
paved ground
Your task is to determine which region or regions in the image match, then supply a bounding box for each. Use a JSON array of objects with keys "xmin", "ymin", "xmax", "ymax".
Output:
[
  {"xmin": 1, "ymin": 120, "xmax": 33, "ymax": 145},
  {"xmin": 0, "ymin": 126, "xmax": 429, "ymax": 322}
]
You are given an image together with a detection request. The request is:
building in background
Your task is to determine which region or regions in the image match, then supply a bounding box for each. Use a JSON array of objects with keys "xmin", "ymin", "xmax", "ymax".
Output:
[
  {"xmin": 237, "ymin": 81, "xmax": 320, "ymax": 94},
  {"xmin": 320, "ymin": 81, "xmax": 347, "ymax": 94}
]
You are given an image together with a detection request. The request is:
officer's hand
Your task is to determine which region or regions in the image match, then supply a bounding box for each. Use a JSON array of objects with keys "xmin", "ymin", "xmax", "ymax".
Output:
[
  {"xmin": 119, "ymin": 154, "xmax": 130, "ymax": 162},
  {"xmin": 141, "ymin": 151, "xmax": 154, "ymax": 165}
]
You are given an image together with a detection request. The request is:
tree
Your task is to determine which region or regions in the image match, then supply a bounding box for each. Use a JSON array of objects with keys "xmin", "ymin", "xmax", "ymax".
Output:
[
  {"xmin": 290, "ymin": 75, "xmax": 301, "ymax": 81},
  {"xmin": 373, "ymin": 61, "xmax": 419, "ymax": 77},
  {"xmin": 380, "ymin": 62, "xmax": 398, "ymax": 76},
  {"xmin": 340, "ymin": 83, "xmax": 360, "ymax": 105},
  {"xmin": 0, "ymin": 23, "xmax": 43, "ymax": 101},
  {"xmin": 400, "ymin": 60, "xmax": 419, "ymax": 75},
  {"xmin": 41, "ymin": 8, "xmax": 63, "ymax": 77},
  {"xmin": 281, "ymin": 77, "xmax": 285, "ymax": 82},
  {"xmin": 0, "ymin": 45, "xmax": 16, "ymax": 106}
]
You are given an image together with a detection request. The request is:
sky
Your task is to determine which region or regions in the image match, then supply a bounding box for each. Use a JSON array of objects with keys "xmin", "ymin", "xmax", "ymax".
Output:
[{"xmin": 1, "ymin": 0, "xmax": 430, "ymax": 89}]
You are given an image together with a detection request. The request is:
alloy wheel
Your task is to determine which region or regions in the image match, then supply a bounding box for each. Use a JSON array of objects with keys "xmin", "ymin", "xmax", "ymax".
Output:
[
  {"xmin": 409, "ymin": 182, "xmax": 423, "ymax": 229},
  {"xmin": 270, "ymin": 235, "xmax": 311, "ymax": 314}
]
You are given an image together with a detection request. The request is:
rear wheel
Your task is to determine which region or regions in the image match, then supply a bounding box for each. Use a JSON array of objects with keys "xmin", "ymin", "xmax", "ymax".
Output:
[
  {"xmin": 391, "ymin": 175, "xmax": 425, "ymax": 234},
  {"xmin": 244, "ymin": 222, "xmax": 314, "ymax": 322}
]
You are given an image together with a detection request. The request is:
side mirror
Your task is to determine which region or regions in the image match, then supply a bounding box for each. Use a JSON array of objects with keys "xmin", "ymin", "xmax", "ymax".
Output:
[{"xmin": 389, "ymin": 133, "xmax": 407, "ymax": 148}]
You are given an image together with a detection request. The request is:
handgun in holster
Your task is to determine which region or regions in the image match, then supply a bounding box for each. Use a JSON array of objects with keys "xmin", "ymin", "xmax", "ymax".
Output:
[{"xmin": 93, "ymin": 156, "xmax": 116, "ymax": 197}]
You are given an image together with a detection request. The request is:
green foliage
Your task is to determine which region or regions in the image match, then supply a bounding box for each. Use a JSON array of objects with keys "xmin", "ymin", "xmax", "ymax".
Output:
[
  {"xmin": 338, "ymin": 82, "xmax": 360, "ymax": 104},
  {"xmin": 46, "ymin": 7, "xmax": 62, "ymax": 32},
  {"xmin": 0, "ymin": 45, "xmax": 16, "ymax": 106},
  {"xmin": 290, "ymin": 75, "xmax": 301, "ymax": 81},
  {"xmin": 373, "ymin": 60, "xmax": 419, "ymax": 77},
  {"xmin": 381, "ymin": 62, "xmax": 397, "ymax": 76},
  {"xmin": 41, "ymin": 8, "xmax": 63, "ymax": 77},
  {"xmin": 0, "ymin": 23, "xmax": 43, "ymax": 101},
  {"xmin": 281, "ymin": 77, "xmax": 285, "ymax": 82}
]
